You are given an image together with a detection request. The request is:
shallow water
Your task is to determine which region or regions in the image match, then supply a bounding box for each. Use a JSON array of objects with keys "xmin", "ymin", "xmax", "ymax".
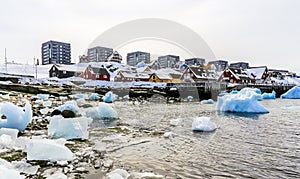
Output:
[{"xmin": 91, "ymin": 99, "xmax": 300, "ymax": 178}]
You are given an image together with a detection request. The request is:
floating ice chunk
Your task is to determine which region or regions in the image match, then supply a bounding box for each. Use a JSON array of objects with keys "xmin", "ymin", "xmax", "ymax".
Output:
[
  {"xmin": 26, "ymin": 139, "xmax": 74, "ymax": 162},
  {"xmin": 170, "ymin": 118, "xmax": 182, "ymax": 126},
  {"xmin": 0, "ymin": 94, "xmax": 10, "ymax": 100},
  {"xmin": 0, "ymin": 134, "xmax": 13, "ymax": 149},
  {"xmin": 0, "ymin": 158, "xmax": 12, "ymax": 169},
  {"xmin": 59, "ymin": 96, "xmax": 68, "ymax": 101},
  {"xmin": 86, "ymin": 102, "xmax": 118, "ymax": 120},
  {"xmin": 192, "ymin": 117, "xmax": 217, "ymax": 132},
  {"xmin": 69, "ymin": 93, "xmax": 88, "ymax": 99},
  {"xmin": 43, "ymin": 101, "xmax": 52, "ymax": 107},
  {"xmin": 107, "ymin": 169, "xmax": 130, "ymax": 179},
  {"xmin": 262, "ymin": 91, "xmax": 276, "ymax": 100},
  {"xmin": 48, "ymin": 116, "xmax": 92, "ymax": 140},
  {"xmin": 89, "ymin": 93, "xmax": 100, "ymax": 101},
  {"xmin": 123, "ymin": 95, "xmax": 130, "ymax": 99},
  {"xmin": 130, "ymin": 172, "xmax": 163, "ymax": 179},
  {"xmin": 12, "ymin": 160, "xmax": 40, "ymax": 175},
  {"xmin": 0, "ymin": 100, "xmax": 32, "ymax": 131},
  {"xmin": 217, "ymin": 88, "xmax": 268, "ymax": 113},
  {"xmin": 103, "ymin": 91, "xmax": 117, "ymax": 103},
  {"xmin": 43, "ymin": 168, "xmax": 67, "ymax": 179},
  {"xmin": 201, "ymin": 99, "xmax": 214, "ymax": 104},
  {"xmin": 57, "ymin": 101, "xmax": 80, "ymax": 114},
  {"xmin": 40, "ymin": 107, "xmax": 50, "ymax": 115},
  {"xmin": 37, "ymin": 94, "xmax": 49, "ymax": 101},
  {"xmin": 281, "ymin": 86, "xmax": 300, "ymax": 99},
  {"xmin": 0, "ymin": 166, "xmax": 22, "ymax": 179},
  {"xmin": 187, "ymin": 96, "xmax": 193, "ymax": 101},
  {"xmin": 0, "ymin": 128, "xmax": 19, "ymax": 140}
]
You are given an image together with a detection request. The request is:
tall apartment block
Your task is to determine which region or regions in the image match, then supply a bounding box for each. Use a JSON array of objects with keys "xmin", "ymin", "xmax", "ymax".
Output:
[
  {"xmin": 126, "ymin": 51, "xmax": 150, "ymax": 66},
  {"xmin": 41, "ymin": 40, "xmax": 71, "ymax": 65},
  {"xmin": 208, "ymin": 60, "xmax": 228, "ymax": 71},
  {"xmin": 158, "ymin": 55, "xmax": 180, "ymax": 68},
  {"xmin": 185, "ymin": 58, "xmax": 206, "ymax": 67},
  {"xmin": 87, "ymin": 46, "xmax": 113, "ymax": 62}
]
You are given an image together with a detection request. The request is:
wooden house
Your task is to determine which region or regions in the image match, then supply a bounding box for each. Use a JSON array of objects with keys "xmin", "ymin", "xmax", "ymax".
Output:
[
  {"xmin": 149, "ymin": 73, "xmax": 172, "ymax": 83},
  {"xmin": 114, "ymin": 70, "xmax": 149, "ymax": 82},
  {"xmin": 218, "ymin": 68, "xmax": 253, "ymax": 84},
  {"xmin": 180, "ymin": 66, "xmax": 216, "ymax": 82},
  {"xmin": 49, "ymin": 64, "xmax": 84, "ymax": 79},
  {"xmin": 79, "ymin": 65, "xmax": 110, "ymax": 81}
]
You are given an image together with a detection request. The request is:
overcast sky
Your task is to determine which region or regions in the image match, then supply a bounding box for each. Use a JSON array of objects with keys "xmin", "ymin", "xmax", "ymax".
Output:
[{"xmin": 0, "ymin": 0, "xmax": 299, "ymax": 74}]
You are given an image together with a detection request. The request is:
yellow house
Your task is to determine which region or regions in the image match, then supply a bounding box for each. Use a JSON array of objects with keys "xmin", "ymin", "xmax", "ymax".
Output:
[
  {"xmin": 149, "ymin": 73, "xmax": 172, "ymax": 83},
  {"xmin": 169, "ymin": 73, "xmax": 182, "ymax": 83}
]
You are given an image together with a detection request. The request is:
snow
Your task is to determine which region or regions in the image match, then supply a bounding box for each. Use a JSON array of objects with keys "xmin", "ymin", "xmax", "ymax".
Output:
[
  {"xmin": 103, "ymin": 91, "xmax": 117, "ymax": 103},
  {"xmin": 201, "ymin": 99, "xmax": 214, "ymax": 104},
  {"xmin": 86, "ymin": 102, "xmax": 118, "ymax": 120},
  {"xmin": 262, "ymin": 91, "xmax": 276, "ymax": 100},
  {"xmin": 192, "ymin": 117, "xmax": 217, "ymax": 132},
  {"xmin": 69, "ymin": 93, "xmax": 88, "ymax": 99},
  {"xmin": 57, "ymin": 101, "xmax": 80, "ymax": 114},
  {"xmin": 0, "ymin": 100, "xmax": 32, "ymax": 131},
  {"xmin": 217, "ymin": 88, "xmax": 269, "ymax": 113},
  {"xmin": 40, "ymin": 107, "xmax": 51, "ymax": 115},
  {"xmin": 12, "ymin": 160, "xmax": 40, "ymax": 175},
  {"xmin": 0, "ymin": 94, "xmax": 10, "ymax": 100},
  {"xmin": 0, "ymin": 166, "xmax": 22, "ymax": 179},
  {"xmin": 0, "ymin": 134, "xmax": 14, "ymax": 149},
  {"xmin": 89, "ymin": 93, "xmax": 100, "ymax": 101},
  {"xmin": 48, "ymin": 116, "xmax": 92, "ymax": 140},
  {"xmin": 281, "ymin": 86, "xmax": 300, "ymax": 99},
  {"xmin": 43, "ymin": 101, "xmax": 52, "ymax": 107},
  {"xmin": 26, "ymin": 138, "xmax": 74, "ymax": 162}
]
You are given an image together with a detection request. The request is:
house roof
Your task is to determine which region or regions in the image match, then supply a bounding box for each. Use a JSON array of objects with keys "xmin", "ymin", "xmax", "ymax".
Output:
[
  {"xmin": 227, "ymin": 68, "xmax": 252, "ymax": 80},
  {"xmin": 117, "ymin": 70, "xmax": 150, "ymax": 79},
  {"xmin": 151, "ymin": 72, "xmax": 172, "ymax": 80},
  {"xmin": 245, "ymin": 67, "xmax": 267, "ymax": 79},
  {"xmin": 89, "ymin": 67, "xmax": 110, "ymax": 76},
  {"xmin": 188, "ymin": 67, "xmax": 216, "ymax": 79},
  {"xmin": 53, "ymin": 64, "xmax": 85, "ymax": 73}
]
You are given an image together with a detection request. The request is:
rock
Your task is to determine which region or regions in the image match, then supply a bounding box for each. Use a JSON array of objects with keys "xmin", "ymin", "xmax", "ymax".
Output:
[
  {"xmin": 107, "ymin": 169, "xmax": 130, "ymax": 179},
  {"xmin": 61, "ymin": 110, "xmax": 76, "ymax": 118},
  {"xmin": 103, "ymin": 160, "xmax": 113, "ymax": 168},
  {"xmin": 51, "ymin": 109, "xmax": 61, "ymax": 116}
]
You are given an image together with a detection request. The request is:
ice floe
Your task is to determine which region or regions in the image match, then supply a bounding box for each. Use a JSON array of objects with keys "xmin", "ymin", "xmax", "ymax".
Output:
[
  {"xmin": 107, "ymin": 169, "xmax": 130, "ymax": 179},
  {"xmin": 103, "ymin": 91, "xmax": 117, "ymax": 103},
  {"xmin": 262, "ymin": 91, "xmax": 276, "ymax": 100},
  {"xmin": 201, "ymin": 99, "xmax": 214, "ymax": 104},
  {"xmin": 217, "ymin": 88, "xmax": 269, "ymax": 113},
  {"xmin": 0, "ymin": 100, "xmax": 32, "ymax": 131},
  {"xmin": 89, "ymin": 93, "xmax": 100, "ymax": 101},
  {"xmin": 48, "ymin": 115, "xmax": 92, "ymax": 140},
  {"xmin": 26, "ymin": 139, "xmax": 74, "ymax": 162},
  {"xmin": 281, "ymin": 86, "xmax": 300, "ymax": 99},
  {"xmin": 192, "ymin": 117, "xmax": 217, "ymax": 132},
  {"xmin": 86, "ymin": 102, "xmax": 118, "ymax": 120},
  {"xmin": 0, "ymin": 166, "xmax": 22, "ymax": 179},
  {"xmin": 37, "ymin": 94, "xmax": 49, "ymax": 101},
  {"xmin": 57, "ymin": 101, "xmax": 80, "ymax": 114}
]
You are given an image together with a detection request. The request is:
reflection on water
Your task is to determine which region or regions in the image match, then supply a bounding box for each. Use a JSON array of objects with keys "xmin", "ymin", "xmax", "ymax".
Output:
[{"xmin": 90, "ymin": 99, "xmax": 300, "ymax": 178}]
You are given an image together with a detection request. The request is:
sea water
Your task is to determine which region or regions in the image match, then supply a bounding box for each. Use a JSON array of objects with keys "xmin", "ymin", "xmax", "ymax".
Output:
[{"xmin": 90, "ymin": 99, "xmax": 300, "ymax": 178}]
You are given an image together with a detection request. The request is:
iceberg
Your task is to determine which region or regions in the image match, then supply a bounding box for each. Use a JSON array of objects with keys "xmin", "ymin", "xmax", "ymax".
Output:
[
  {"xmin": 26, "ymin": 139, "xmax": 74, "ymax": 162},
  {"xmin": 103, "ymin": 91, "xmax": 117, "ymax": 103},
  {"xmin": 57, "ymin": 101, "xmax": 80, "ymax": 114},
  {"xmin": 0, "ymin": 100, "xmax": 32, "ymax": 132},
  {"xmin": 86, "ymin": 102, "xmax": 118, "ymax": 120},
  {"xmin": 281, "ymin": 86, "xmax": 300, "ymax": 99},
  {"xmin": 201, "ymin": 99, "xmax": 214, "ymax": 104},
  {"xmin": 0, "ymin": 128, "xmax": 19, "ymax": 140},
  {"xmin": 89, "ymin": 93, "xmax": 100, "ymax": 101},
  {"xmin": 192, "ymin": 117, "xmax": 217, "ymax": 132},
  {"xmin": 217, "ymin": 88, "xmax": 269, "ymax": 113},
  {"xmin": 48, "ymin": 116, "xmax": 92, "ymax": 140},
  {"xmin": 262, "ymin": 91, "xmax": 276, "ymax": 100}
]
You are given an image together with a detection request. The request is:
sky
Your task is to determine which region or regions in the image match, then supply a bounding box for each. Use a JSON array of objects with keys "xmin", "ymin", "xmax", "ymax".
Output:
[{"xmin": 0, "ymin": 0, "xmax": 300, "ymax": 74}]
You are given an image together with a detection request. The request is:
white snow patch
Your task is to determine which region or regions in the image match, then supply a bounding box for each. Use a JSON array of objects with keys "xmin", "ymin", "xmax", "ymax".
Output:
[
  {"xmin": 0, "ymin": 128, "xmax": 19, "ymax": 140},
  {"xmin": 57, "ymin": 101, "xmax": 80, "ymax": 114},
  {"xmin": 192, "ymin": 117, "xmax": 217, "ymax": 132},
  {"xmin": 0, "ymin": 166, "xmax": 22, "ymax": 179},
  {"xmin": 43, "ymin": 101, "xmax": 52, "ymax": 107},
  {"xmin": 201, "ymin": 99, "xmax": 214, "ymax": 104},
  {"xmin": 37, "ymin": 94, "xmax": 49, "ymax": 101}
]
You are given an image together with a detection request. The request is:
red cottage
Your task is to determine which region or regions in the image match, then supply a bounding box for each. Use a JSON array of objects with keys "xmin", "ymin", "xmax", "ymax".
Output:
[{"xmin": 80, "ymin": 65, "xmax": 110, "ymax": 81}]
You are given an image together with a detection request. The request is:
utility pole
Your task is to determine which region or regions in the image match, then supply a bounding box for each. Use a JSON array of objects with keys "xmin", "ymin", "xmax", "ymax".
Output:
[{"xmin": 5, "ymin": 48, "xmax": 7, "ymax": 73}]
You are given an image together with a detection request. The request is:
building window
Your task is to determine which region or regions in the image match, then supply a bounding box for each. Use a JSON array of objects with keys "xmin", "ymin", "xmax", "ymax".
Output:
[
  {"xmin": 96, "ymin": 74, "xmax": 99, "ymax": 78},
  {"xmin": 103, "ymin": 75, "xmax": 107, "ymax": 78},
  {"xmin": 63, "ymin": 71, "xmax": 66, "ymax": 74}
]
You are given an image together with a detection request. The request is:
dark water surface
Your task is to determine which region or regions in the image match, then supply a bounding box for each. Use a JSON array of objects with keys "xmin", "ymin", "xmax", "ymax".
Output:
[{"xmin": 91, "ymin": 99, "xmax": 300, "ymax": 178}]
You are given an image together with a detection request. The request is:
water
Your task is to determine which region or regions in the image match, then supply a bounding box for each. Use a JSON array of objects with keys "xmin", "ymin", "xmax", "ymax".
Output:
[{"xmin": 90, "ymin": 99, "xmax": 300, "ymax": 178}]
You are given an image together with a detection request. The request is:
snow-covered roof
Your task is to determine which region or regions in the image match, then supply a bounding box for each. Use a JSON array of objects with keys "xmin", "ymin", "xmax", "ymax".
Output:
[
  {"xmin": 53, "ymin": 64, "xmax": 86, "ymax": 73},
  {"xmin": 152, "ymin": 72, "xmax": 172, "ymax": 80},
  {"xmin": 245, "ymin": 67, "xmax": 267, "ymax": 79}
]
